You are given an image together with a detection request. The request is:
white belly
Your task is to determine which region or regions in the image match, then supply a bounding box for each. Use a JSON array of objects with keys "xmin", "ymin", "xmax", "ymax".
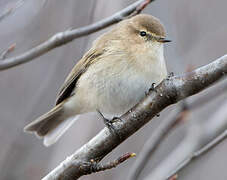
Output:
[{"xmin": 75, "ymin": 56, "xmax": 167, "ymax": 118}]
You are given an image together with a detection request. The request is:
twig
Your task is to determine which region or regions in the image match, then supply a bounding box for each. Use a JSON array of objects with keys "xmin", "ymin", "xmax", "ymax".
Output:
[
  {"xmin": 127, "ymin": 79, "xmax": 227, "ymax": 180},
  {"xmin": 79, "ymin": 152, "xmax": 136, "ymax": 175},
  {"xmin": 127, "ymin": 104, "xmax": 189, "ymax": 180},
  {"xmin": 167, "ymin": 128, "xmax": 227, "ymax": 179},
  {"xmin": 168, "ymin": 174, "xmax": 178, "ymax": 180},
  {"xmin": 42, "ymin": 55, "xmax": 227, "ymax": 180},
  {"xmin": 0, "ymin": 43, "xmax": 16, "ymax": 60},
  {"xmin": 91, "ymin": 152, "xmax": 136, "ymax": 173},
  {"xmin": 0, "ymin": 0, "xmax": 25, "ymax": 22},
  {"xmin": 144, "ymin": 100, "xmax": 227, "ymax": 180},
  {"xmin": 0, "ymin": 0, "xmax": 154, "ymax": 70}
]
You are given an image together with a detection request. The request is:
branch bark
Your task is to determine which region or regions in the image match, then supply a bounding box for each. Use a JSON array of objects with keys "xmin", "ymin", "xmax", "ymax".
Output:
[
  {"xmin": 42, "ymin": 55, "xmax": 227, "ymax": 180},
  {"xmin": 0, "ymin": 0, "xmax": 153, "ymax": 70}
]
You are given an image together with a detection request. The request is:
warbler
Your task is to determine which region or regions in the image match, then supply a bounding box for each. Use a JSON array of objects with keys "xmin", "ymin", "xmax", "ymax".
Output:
[{"xmin": 24, "ymin": 14, "xmax": 170, "ymax": 146}]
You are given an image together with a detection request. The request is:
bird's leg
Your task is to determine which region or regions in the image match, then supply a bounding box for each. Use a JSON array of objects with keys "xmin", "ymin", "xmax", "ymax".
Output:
[
  {"xmin": 97, "ymin": 110, "xmax": 122, "ymax": 139},
  {"xmin": 97, "ymin": 110, "xmax": 115, "ymax": 129}
]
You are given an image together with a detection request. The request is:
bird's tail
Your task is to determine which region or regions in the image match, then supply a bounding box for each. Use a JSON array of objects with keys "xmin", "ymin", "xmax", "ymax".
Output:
[{"xmin": 24, "ymin": 102, "xmax": 78, "ymax": 146}]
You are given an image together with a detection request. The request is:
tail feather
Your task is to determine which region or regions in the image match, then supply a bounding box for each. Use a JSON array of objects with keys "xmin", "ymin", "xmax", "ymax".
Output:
[
  {"xmin": 24, "ymin": 103, "xmax": 78, "ymax": 146},
  {"xmin": 43, "ymin": 116, "xmax": 78, "ymax": 146}
]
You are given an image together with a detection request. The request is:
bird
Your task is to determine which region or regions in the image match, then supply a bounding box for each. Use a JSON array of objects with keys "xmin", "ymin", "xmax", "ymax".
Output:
[{"xmin": 24, "ymin": 14, "xmax": 170, "ymax": 146}]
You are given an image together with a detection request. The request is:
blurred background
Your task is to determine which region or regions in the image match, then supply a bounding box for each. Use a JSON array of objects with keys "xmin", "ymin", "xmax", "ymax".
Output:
[{"xmin": 0, "ymin": 0, "xmax": 227, "ymax": 179}]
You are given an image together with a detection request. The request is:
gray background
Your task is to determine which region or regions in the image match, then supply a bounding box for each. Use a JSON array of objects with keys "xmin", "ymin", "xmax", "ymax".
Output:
[{"xmin": 0, "ymin": 0, "xmax": 227, "ymax": 179}]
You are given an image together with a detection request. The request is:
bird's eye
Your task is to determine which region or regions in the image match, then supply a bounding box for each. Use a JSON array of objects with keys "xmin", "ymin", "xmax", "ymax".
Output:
[{"xmin": 140, "ymin": 31, "xmax": 147, "ymax": 37}]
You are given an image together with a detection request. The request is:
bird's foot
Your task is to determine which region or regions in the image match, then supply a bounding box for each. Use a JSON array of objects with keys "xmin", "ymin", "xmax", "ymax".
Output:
[
  {"xmin": 146, "ymin": 83, "xmax": 156, "ymax": 95},
  {"xmin": 89, "ymin": 159, "xmax": 98, "ymax": 173},
  {"xmin": 97, "ymin": 110, "xmax": 122, "ymax": 139},
  {"xmin": 167, "ymin": 72, "xmax": 174, "ymax": 80}
]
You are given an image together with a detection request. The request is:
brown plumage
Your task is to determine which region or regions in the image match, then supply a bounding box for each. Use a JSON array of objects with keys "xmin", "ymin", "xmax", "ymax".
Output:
[{"xmin": 24, "ymin": 14, "xmax": 169, "ymax": 146}]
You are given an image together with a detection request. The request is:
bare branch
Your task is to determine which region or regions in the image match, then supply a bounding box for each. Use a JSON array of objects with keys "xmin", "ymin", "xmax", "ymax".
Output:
[
  {"xmin": 168, "ymin": 174, "xmax": 178, "ymax": 180},
  {"xmin": 0, "ymin": 0, "xmax": 25, "ymax": 22},
  {"xmin": 127, "ymin": 104, "xmax": 189, "ymax": 180},
  {"xmin": 127, "ymin": 79, "xmax": 227, "ymax": 180},
  {"xmin": 167, "ymin": 125, "xmax": 227, "ymax": 179},
  {"xmin": 144, "ymin": 100, "xmax": 227, "ymax": 180},
  {"xmin": 78, "ymin": 152, "xmax": 136, "ymax": 176},
  {"xmin": 42, "ymin": 55, "xmax": 227, "ymax": 180},
  {"xmin": 0, "ymin": 43, "xmax": 16, "ymax": 60},
  {"xmin": 0, "ymin": 0, "xmax": 153, "ymax": 70}
]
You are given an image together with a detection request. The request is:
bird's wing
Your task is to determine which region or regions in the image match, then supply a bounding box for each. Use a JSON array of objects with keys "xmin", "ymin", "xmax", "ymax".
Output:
[{"xmin": 55, "ymin": 49, "xmax": 103, "ymax": 105}]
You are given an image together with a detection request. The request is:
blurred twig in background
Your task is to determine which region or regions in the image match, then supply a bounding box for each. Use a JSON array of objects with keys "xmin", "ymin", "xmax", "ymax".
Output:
[
  {"xmin": 0, "ymin": 0, "xmax": 153, "ymax": 70},
  {"xmin": 0, "ymin": 43, "xmax": 16, "ymax": 60},
  {"xmin": 0, "ymin": 0, "xmax": 25, "ymax": 23},
  {"xmin": 144, "ymin": 100, "xmax": 227, "ymax": 180}
]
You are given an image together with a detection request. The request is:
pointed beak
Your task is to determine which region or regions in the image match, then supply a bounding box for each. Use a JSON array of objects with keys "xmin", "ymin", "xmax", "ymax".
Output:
[{"xmin": 157, "ymin": 38, "xmax": 171, "ymax": 43}]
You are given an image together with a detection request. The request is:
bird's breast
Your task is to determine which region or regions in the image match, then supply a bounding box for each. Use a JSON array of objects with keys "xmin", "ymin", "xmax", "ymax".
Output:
[{"xmin": 76, "ymin": 52, "xmax": 167, "ymax": 118}]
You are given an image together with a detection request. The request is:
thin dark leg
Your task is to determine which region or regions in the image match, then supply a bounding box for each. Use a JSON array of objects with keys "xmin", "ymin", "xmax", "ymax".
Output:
[{"xmin": 97, "ymin": 110, "xmax": 122, "ymax": 140}]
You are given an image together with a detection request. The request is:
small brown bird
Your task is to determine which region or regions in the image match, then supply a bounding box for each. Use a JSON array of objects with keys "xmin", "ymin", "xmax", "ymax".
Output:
[{"xmin": 24, "ymin": 14, "xmax": 170, "ymax": 146}]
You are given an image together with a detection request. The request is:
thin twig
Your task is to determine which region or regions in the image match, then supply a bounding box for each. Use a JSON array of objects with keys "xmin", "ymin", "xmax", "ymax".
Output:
[
  {"xmin": 167, "ymin": 128, "xmax": 227, "ymax": 179},
  {"xmin": 168, "ymin": 174, "xmax": 178, "ymax": 180},
  {"xmin": 42, "ymin": 55, "xmax": 227, "ymax": 180},
  {"xmin": 80, "ymin": 152, "xmax": 136, "ymax": 175},
  {"xmin": 0, "ymin": 0, "xmax": 154, "ymax": 70},
  {"xmin": 127, "ymin": 106, "xmax": 189, "ymax": 180},
  {"xmin": 144, "ymin": 100, "xmax": 227, "ymax": 180},
  {"xmin": 92, "ymin": 152, "xmax": 136, "ymax": 173},
  {"xmin": 0, "ymin": 0, "xmax": 25, "ymax": 22},
  {"xmin": 0, "ymin": 43, "xmax": 16, "ymax": 60}
]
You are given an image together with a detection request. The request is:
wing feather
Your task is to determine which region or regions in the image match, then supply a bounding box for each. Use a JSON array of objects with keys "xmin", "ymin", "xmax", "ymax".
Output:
[{"xmin": 55, "ymin": 49, "xmax": 103, "ymax": 105}]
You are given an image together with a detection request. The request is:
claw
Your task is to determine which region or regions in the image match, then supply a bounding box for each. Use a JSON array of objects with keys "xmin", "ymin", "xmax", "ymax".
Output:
[
  {"xmin": 167, "ymin": 72, "xmax": 174, "ymax": 80},
  {"xmin": 97, "ymin": 110, "xmax": 122, "ymax": 140},
  {"xmin": 146, "ymin": 83, "xmax": 156, "ymax": 95}
]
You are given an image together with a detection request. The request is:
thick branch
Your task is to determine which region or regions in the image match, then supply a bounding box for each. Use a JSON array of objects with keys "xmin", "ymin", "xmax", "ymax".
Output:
[
  {"xmin": 42, "ymin": 55, "xmax": 227, "ymax": 180},
  {"xmin": 0, "ymin": 0, "xmax": 153, "ymax": 70}
]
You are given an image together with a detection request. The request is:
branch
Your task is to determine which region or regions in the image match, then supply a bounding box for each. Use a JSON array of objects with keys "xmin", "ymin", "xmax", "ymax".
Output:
[
  {"xmin": 0, "ymin": 0, "xmax": 153, "ymax": 70},
  {"xmin": 144, "ymin": 100, "xmax": 227, "ymax": 180},
  {"xmin": 127, "ymin": 104, "xmax": 188, "ymax": 180},
  {"xmin": 167, "ymin": 128, "xmax": 227, "ymax": 179},
  {"xmin": 76, "ymin": 152, "xmax": 136, "ymax": 176},
  {"xmin": 0, "ymin": 43, "xmax": 16, "ymax": 60},
  {"xmin": 0, "ymin": 0, "xmax": 25, "ymax": 22},
  {"xmin": 127, "ymin": 79, "xmax": 227, "ymax": 180},
  {"xmin": 42, "ymin": 55, "xmax": 227, "ymax": 180}
]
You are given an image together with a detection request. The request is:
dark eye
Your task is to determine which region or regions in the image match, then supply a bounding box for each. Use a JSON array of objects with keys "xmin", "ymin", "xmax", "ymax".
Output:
[{"xmin": 140, "ymin": 31, "xmax": 147, "ymax": 37}]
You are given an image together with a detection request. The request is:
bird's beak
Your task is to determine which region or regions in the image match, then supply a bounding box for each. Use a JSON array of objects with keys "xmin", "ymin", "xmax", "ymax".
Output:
[{"xmin": 157, "ymin": 38, "xmax": 171, "ymax": 43}]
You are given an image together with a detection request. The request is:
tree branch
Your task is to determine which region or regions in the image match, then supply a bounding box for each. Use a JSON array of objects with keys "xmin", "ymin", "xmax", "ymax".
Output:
[
  {"xmin": 75, "ymin": 152, "xmax": 136, "ymax": 176},
  {"xmin": 0, "ymin": 43, "xmax": 16, "ymax": 60},
  {"xmin": 0, "ymin": 0, "xmax": 25, "ymax": 23},
  {"xmin": 144, "ymin": 100, "xmax": 227, "ymax": 180},
  {"xmin": 166, "ymin": 112, "xmax": 227, "ymax": 179},
  {"xmin": 127, "ymin": 79, "xmax": 227, "ymax": 180},
  {"xmin": 0, "ymin": 0, "xmax": 153, "ymax": 70},
  {"xmin": 42, "ymin": 55, "xmax": 227, "ymax": 180},
  {"xmin": 127, "ymin": 104, "xmax": 189, "ymax": 180}
]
